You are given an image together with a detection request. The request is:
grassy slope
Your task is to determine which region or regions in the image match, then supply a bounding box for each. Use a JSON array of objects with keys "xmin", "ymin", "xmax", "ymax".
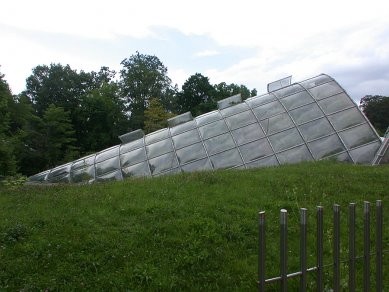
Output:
[{"xmin": 0, "ymin": 161, "xmax": 388, "ymax": 291}]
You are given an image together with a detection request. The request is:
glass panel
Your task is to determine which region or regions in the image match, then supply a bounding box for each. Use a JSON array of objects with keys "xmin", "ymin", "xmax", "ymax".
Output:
[
  {"xmin": 350, "ymin": 141, "xmax": 381, "ymax": 164},
  {"xmin": 299, "ymin": 75, "xmax": 332, "ymax": 89},
  {"xmin": 120, "ymin": 147, "xmax": 147, "ymax": 168},
  {"xmin": 239, "ymin": 138, "xmax": 273, "ymax": 162},
  {"xmin": 172, "ymin": 129, "xmax": 201, "ymax": 149},
  {"xmin": 28, "ymin": 170, "xmax": 50, "ymax": 182},
  {"xmin": 221, "ymin": 102, "xmax": 249, "ymax": 117},
  {"xmin": 246, "ymin": 94, "xmax": 276, "ymax": 108},
  {"xmin": 199, "ymin": 120, "xmax": 229, "ymax": 139},
  {"xmin": 71, "ymin": 166, "xmax": 94, "ymax": 183},
  {"xmin": 146, "ymin": 138, "xmax": 173, "ymax": 159},
  {"xmin": 308, "ymin": 134, "xmax": 345, "ymax": 159},
  {"xmin": 48, "ymin": 173, "xmax": 70, "ymax": 183},
  {"xmin": 120, "ymin": 139, "xmax": 144, "ymax": 154},
  {"xmin": 170, "ymin": 120, "xmax": 196, "ymax": 136},
  {"xmin": 289, "ymin": 103, "xmax": 323, "ymax": 125},
  {"xmin": 96, "ymin": 170, "xmax": 122, "ymax": 182},
  {"xmin": 96, "ymin": 156, "xmax": 120, "ymax": 176},
  {"xmin": 246, "ymin": 155, "xmax": 279, "ymax": 168},
  {"xmin": 225, "ymin": 110, "xmax": 256, "ymax": 130},
  {"xmin": 269, "ymin": 128, "xmax": 304, "ymax": 152},
  {"xmin": 324, "ymin": 152, "xmax": 353, "ymax": 163},
  {"xmin": 328, "ymin": 107, "xmax": 365, "ymax": 131},
  {"xmin": 181, "ymin": 158, "xmax": 212, "ymax": 173},
  {"xmin": 71, "ymin": 155, "xmax": 95, "ymax": 170},
  {"xmin": 253, "ymin": 100, "xmax": 284, "ymax": 120},
  {"xmin": 232, "ymin": 123, "xmax": 265, "ymax": 145},
  {"xmin": 299, "ymin": 118, "xmax": 334, "ymax": 141},
  {"xmin": 145, "ymin": 128, "xmax": 169, "ymax": 145},
  {"xmin": 95, "ymin": 146, "xmax": 119, "ymax": 163},
  {"xmin": 149, "ymin": 152, "xmax": 178, "ymax": 175},
  {"xmin": 261, "ymin": 112, "xmax": 294, "ymax": 135},
  {"xmin": 122, "ymin": 161, "xmax": 150, "ymax": 178},
  {"xmin": 176, "ymin": 142, "xmax": 207, "ymax": 164},
  {"xmin": 318, "ymin": 93, "xmax": 354, "ymax": 114},
  {"xmin": 204, "ymin": 133, "xmax": 236, "ymax": 155},
  {"xmin": 309, "ymin": 81, "xmax": 343, "ymax": 100},
  {"xmin": 210, "ymin": 148, "xmax": 243, "ymax": 169},
  {"xmin": 339, "ymin": 124, "xmax": 378, "ymax": 149},
  {"xmin": 196, "ymin": 111, "xmax": 222, "ymax": 126},
  {"xmin": 168, "ymin": 112, "xmax": 193, "ymax": 128},
  {"xmin": 48, "ymin": 163, "xmax": 71, "ymax": 179},
  {"xmin": 274, "ymin": 84, "xmax": 304, "ymax": 98},
  {"xmin": 280, "ymin": 91, "xmax": 314, "ymax": 110},
  {"xmin": 277, "ymin": 145, "xmax": 313, "ymax": 164}
]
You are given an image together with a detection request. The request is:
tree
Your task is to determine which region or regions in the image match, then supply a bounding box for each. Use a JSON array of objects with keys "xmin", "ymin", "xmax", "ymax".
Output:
[
  {"xmin": 43, "ymin": 105, "xmax": 78, "ymax": 167},
  {"xmin": 144, "ymin": 98, "xmax": 175, "ymax": 134},
  {"xmin": 213, "ymin": 82, "xmax": 256, "ymax": 101},
  {"xmin": 360, "ymin": 95, "xmax": 389, "ymax": 136},
  {"xmin": 0, "ymin": 70, "xmax": 17, "ymax": 176},
  {"xmin": 74, "ymin": 82, "xmax": 130, "ymax": 153},
  {"xmin": 176, "ymin": 73, "xmax": 216, "ymax": 116},
  {"xmin": 119, "ymin": 52, "xmax": 175, "ymax": 129},
  {"xmin": 26, "ymin": 63, "xmax": 93, "ymax": 116}
]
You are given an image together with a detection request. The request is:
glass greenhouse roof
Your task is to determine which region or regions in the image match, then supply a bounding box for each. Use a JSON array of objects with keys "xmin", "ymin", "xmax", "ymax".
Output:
[{"xmin": 28, "ymin": 74, "xmax": 384, "ymax": 184}]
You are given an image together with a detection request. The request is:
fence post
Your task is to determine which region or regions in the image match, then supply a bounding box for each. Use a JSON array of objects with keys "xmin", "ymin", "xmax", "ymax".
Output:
[
  {"xmin": 300, "ymin": 208, "xmax": 307, "ymax": 292},
  {"xmin": 349, "ymin": 203, "xmax": 356, "ymax": 292},
  {"xmin": 259, "ymin": 211, "xmax": 266, "ymax": 292},
  {"xmin": 376, "ymin": 200, "xmax": 382, "ymax": 292},
  {"xmin": 333, "ymin": 204, "xmax": 340, "ymax": 292},
  {"xmin": 317, "ymin": 206, "xmax": 323, "ymax": 292},
  {"xmin": 280, "ymin": 209, "xmax": 288, "ymax": 292},
  {"xmin": 364, "ymin": 201, "xmax": 370, "ymax": 292}
]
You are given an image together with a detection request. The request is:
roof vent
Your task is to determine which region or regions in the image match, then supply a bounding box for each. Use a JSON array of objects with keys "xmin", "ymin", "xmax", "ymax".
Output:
[
  {"xmin": 118, "ymin": 129, "xmax": 145, "ymax": 144},
  {"xmin": 217, "ymin": 94, "xmax": 242, "ymax": 110},
  {"xmin": 267, "ymin": 76, "xmax": 292, "ymax": 92},
  {"xmin": 167, "ymin": 112, "xmax": 193, "ymax": 127}
]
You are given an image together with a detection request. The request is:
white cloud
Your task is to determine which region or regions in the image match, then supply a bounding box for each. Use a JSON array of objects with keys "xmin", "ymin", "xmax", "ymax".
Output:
[{"xmin": 194, "ymin": 50, "xmax": 220, "ymax": 57}]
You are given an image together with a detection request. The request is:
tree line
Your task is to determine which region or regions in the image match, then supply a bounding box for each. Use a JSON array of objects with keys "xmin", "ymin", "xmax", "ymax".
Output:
[{"xmin": 0, "ymin": 52, "xmax": 258, "ymax": 177}]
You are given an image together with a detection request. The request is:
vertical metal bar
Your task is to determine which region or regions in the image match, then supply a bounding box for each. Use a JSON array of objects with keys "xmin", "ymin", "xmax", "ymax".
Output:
[
  {"xmin": 317, "ymin": 206, "xmax": 324, "ymax": 292},
  {"xmin": 349, "ymin": 203, "xmax": 356, "ymax": 292},
  {"xmin": 376, "ymin": 200, "xmax": 382, "ymax": 292},
  {"xmin": 364, "ymin": 201, "xmax": 370, "ymax": 292},
  {"xmin": 333, "ymin": 204, "xmax": 340, "ymax": 292},
  {"xmin": 300, "ymin": 208, "xmax": 307, "ymax": 292},
  {"xmin": 259, "ymin": 211, "xmax": 266, "ymax": 292},
  {"xmin": 280, "ymin": 209, "xmax": 288, "ymax": 292}
]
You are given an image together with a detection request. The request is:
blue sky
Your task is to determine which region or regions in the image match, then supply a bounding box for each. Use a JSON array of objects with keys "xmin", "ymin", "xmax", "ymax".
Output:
[{"xmin": 1, "ymin": 0, "xmax": 389, "ymax": 102}]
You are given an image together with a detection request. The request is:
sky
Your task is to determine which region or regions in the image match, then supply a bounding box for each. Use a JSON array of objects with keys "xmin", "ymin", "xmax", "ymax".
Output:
[{"xmin": 1, "ymin": 0, "xmax": 389, "ymax": 103}]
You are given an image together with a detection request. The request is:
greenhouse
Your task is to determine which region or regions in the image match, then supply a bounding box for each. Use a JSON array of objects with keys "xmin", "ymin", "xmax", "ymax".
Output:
[{"xmin": 28, "ymin": 73, "xmax": 386, "ymax": 184}]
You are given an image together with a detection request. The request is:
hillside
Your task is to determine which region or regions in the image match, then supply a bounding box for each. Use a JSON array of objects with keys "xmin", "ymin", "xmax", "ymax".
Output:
[{"xmin": 0, "ymin": 161, "xmax": 388, "ymax": 291}]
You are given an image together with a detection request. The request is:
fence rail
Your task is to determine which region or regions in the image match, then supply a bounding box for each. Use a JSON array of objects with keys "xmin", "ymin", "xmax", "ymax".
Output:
[{"xmin": 258, "ymin": 200, "xmax": 384, "ymax": 291}]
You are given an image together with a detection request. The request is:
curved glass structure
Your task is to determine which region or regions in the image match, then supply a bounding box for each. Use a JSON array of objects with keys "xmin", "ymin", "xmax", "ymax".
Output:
[{"xmin": 28, "ymin": 74, "xmax": 383, "ymax": 184}]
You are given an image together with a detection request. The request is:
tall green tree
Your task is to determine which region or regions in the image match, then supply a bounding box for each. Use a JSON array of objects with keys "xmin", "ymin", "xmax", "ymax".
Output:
[
  {"xmin": 213, "ymin": 82, "xmax": 255, "ymax": 101},
  {"xmin": 43, "ymin": 105, "xmax": 78, "ymax": 167},
  {"xmin": 26, "ymin": 63, "xmax": 93, "ymax": 116},
  {"xmin": 144, "ymin": 98, "xmax": 175, "ymax": 134},
  {"xmin": 0, "ymin": 70, "xmax": 16, "ymax": 176},
  {"xmin": 360, "ymin": 95, "xmax": 389, "ymax": 136},
  {"xmin": 176, "ymin": 73, "xmax": 216, "ymax": 116},
  {"xmin": 120, "ymin": 52, "xmax": 175, "ymax": 129}
]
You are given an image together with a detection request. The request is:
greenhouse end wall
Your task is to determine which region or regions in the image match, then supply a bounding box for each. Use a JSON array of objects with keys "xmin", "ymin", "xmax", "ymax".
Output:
[{"xmin": 28, "ymin": 74, "xmax": 383, "ymax": 184}]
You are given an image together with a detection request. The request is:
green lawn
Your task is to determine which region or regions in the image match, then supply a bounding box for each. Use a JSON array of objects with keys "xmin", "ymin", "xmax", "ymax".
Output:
[{"xmin": 0, "ymin": 161, "xmax": 388, "ymax": 291}]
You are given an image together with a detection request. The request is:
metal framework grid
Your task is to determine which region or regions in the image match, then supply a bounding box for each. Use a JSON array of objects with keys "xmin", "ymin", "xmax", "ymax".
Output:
[{"xmin": 29, "ymin": 73, "xmax": 383, "ymax": 184}]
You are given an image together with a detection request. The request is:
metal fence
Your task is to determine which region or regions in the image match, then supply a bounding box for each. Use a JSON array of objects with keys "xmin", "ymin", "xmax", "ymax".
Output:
[{"xmin": 258, "ymin": 200, "xmax": 384, "ymax": 291}]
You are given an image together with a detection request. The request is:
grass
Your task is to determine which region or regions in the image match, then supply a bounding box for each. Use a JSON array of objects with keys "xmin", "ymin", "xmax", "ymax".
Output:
[{"xmin": 0, "ymin": 161, "xmax": 388, "ymax": 291}]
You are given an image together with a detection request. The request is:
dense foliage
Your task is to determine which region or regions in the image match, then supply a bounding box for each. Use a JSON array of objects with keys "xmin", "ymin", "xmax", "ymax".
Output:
[
  {"xmin": 0, "ymin": 161, "xmax": 388, "ymax": 290},
  {"xmin": 0, "ymin": 54, "xmax": 257, "ymax": 176},
  {"xmin": 360, "ymin": 95, "xmax": 389, "ymax": 136}
]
